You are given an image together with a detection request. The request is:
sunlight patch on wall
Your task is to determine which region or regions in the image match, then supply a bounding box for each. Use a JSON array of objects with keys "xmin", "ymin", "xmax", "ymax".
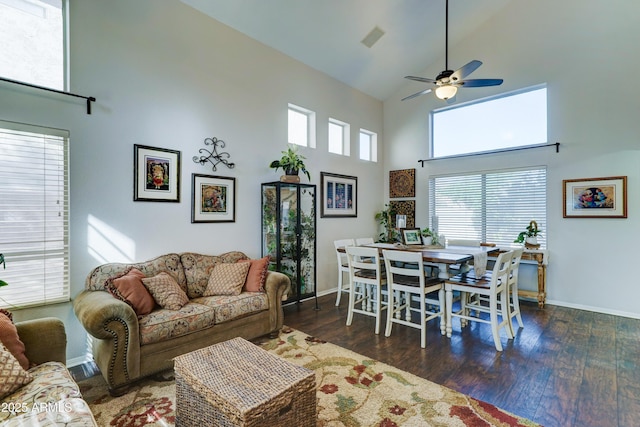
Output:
[{"xmin": 87, "ymin": 214, "xmax": 135, "ymax": 264}]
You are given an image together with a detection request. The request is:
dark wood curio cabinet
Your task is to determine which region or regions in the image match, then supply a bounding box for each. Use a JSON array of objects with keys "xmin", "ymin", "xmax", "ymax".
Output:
[{"xmin": 261, "ymin": 182, "xmax": 317, "ymax": 306}]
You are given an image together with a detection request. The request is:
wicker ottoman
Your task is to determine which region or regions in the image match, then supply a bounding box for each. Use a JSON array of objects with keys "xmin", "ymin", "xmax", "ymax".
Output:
[{"xmin": 174, "ymin": 337, "xmax": 316, "ymax": 427}]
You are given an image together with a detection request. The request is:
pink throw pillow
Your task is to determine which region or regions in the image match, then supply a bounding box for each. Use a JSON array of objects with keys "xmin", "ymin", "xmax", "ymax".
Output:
[
  {"xmin": 237, "ymin": 256, "xmax": 270, "ymax": 292},
  {"xmin": 106, "ymin": 268, "xmax": 156, "ymax": 316}
]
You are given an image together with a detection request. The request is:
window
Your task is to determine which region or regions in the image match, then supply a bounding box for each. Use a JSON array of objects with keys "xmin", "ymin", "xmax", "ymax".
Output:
[
  {"xmin": 288, "ymin": 103, "xmax": 316, "ymax": 148},
  {"xmin": 0, "ymin": 121, "xmax": 70, "ymax": 309},
  {"xmin": 431, "ymin": 86, "xmax": 547, "ymax": 158},
  {"xmin": 328, "ymin": 118, "xmax": 350, "ymax": 155},
  {"xmin": 428, "ymin": 167, "xmax": 546, "ymax": 248},
  {"xmin": 0, "ymin": 0, "xmax": 65, "ymax": 90},
  {"xmin": 359, "ymin": 129, "xmax": 377, "ymax": 162}
]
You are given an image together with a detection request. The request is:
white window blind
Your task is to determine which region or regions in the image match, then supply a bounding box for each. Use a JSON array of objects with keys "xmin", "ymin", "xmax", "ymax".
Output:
[
  {"xmin": 429, "ymin": 168, "xmax": 546, "ymax": 247},
  {"xmin": 0, "ymin": 121, "xmax": 70, "ymax": 309}
]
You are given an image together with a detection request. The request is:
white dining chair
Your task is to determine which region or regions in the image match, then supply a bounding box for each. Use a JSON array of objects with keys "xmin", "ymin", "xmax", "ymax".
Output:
[
  {"xmin": 346, "ymin": 246, "xmax": 388, "ymax": 334},
  {"xmin": 334, "ymin": 239, "xmax": 355, "ymax": 306},
  {"xmin": 382, "ymin": 250, "xmax": 445, "ymax": 348},
  {"xmin": 355, "ymin": 237, "xmax": 375, "ymax": 246},
  {"xmin": 506, "ymin": 247, "xmax": 525, "ymax": 333},
  {"xmin": 444, "ymin": 250, "xmax": 514, "ymax": 351}
]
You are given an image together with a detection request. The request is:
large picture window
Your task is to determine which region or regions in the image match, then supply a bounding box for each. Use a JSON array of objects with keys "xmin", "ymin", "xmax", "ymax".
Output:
[
  {"xmin": 428, "ymin": 168, "xmax": 546, "ymax": 248},
  {"xmin": 431, "ymin": 86, "xmax": 547, "ymax": 159},
  {"xmin": 0, "ymin": 121, "xmax": 70, "ymax": 309}
]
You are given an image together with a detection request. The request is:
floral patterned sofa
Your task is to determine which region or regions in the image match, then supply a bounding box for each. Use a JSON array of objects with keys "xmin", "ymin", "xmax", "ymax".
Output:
[
  {"xmin": 0, "ymin": 317, "xmax": 97, "ymax": 426},
  {"xmin": 73, "ymin": 251, "xmax": 290, "ymax": 395}
]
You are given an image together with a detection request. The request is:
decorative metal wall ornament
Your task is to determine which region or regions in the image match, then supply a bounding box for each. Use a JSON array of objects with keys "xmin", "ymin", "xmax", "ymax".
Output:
[{"xmin": 192, "ymin": 137, "xmax": 235, "ymax": 172}]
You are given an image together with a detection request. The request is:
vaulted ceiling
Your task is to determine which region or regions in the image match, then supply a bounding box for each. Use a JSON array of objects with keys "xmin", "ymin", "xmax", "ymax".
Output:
[{"xmin": 180, "ymin": 0, "xmax": 514, "ymax": 101}]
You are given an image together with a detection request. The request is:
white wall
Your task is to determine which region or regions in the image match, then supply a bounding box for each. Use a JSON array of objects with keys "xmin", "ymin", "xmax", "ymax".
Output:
[
  {"xmin": 0, "ymin": 0, "xmax": 384, "ymax": 361},
  {"xmin": 384, "ymin": 0, "xmax": 640, "ymax": 318}
]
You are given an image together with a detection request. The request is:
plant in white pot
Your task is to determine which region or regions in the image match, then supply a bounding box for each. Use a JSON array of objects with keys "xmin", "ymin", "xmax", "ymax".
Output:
[
  {"xmin": 514, "ymin": 220, "xmax": 541, "ymax": 247},
  {"xmin": 421, "ymin": 227, "xmax": 437, "ymax": 245}
]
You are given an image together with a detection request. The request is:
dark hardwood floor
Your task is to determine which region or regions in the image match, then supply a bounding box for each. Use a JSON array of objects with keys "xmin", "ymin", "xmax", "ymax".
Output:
[{"xmin": 283, "ymin": 293, "xmax": 640, "ymax": 427}]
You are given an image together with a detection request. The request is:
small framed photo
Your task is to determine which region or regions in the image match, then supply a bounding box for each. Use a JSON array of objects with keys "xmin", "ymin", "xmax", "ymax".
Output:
[
  {"xmin": 191, "ymin": 174, "xmax": 236, "ymax": 223},
  {"xmin": 134, "ymin": 145, "xmax": 181, "ymax": 202},
  {"xmin": 402, "ymin": 228, "xmax": 422, "ymax": 245},
  {"xmin": 563, "ymin": 176, "xmax": 627, "ymax": 218},
  {"xmin": 321, "ymin": 172, "xmax": 357, "ymax": 218}
]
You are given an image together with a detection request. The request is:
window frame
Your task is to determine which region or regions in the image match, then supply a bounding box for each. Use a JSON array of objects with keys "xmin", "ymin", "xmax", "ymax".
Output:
[
  {"xmin": 288, "ymin": 103, "xmax": 316, "ymax": 148},
  {"xmin": 358, "ymin": 128, "xmax": 377, "ymax": 162},
  {"xmin": 328, "ymin": 117, "xmax": 350, "ymax": 156}
]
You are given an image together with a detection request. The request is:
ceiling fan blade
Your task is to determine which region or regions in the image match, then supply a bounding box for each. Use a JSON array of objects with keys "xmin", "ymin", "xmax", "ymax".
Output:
[
  {"xmin": 405, "ymin": 76, "xmax": 437, "ymax": 84},
  {"xmin": 459, "ymin": 78, "xmax": 504, "ymax": 87},
  {"xmin": 450, "ymin": 60, "xmax": 483, "ymax": 82},
  {"xmin": 401, "ymin": 88, "xmax": 433, "ymax": 101}
]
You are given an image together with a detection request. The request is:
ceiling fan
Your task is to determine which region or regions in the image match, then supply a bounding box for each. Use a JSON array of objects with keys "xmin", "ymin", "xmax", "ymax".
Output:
[{"xmin": 402, "ymin": 0, "xmax": 503, "ymax": 102}]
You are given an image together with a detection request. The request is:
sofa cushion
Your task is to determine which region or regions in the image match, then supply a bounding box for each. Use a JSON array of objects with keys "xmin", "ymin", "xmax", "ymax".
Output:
[
  {"xmin": 181, "ymin": 251, "xmax": 250, "ymax": 298},
  {"xmin": 2, "ymin": 397, "xmax": 96, "ymax": 426},
  {"xmin": 0, "ymin": 310, "xmax": 29, "ymax": 370},
  {"xmin": 192, "ymin": 293, "xmax": 269, "ymax": 324},
  {"xmin": 85, "ymin": 253, "xmax": 186, "ymax": 292},
  {"xmin": 142, "ymin": 272, "xmax": 189, "ymax": 310},
  {"xmin": 106, "ymin": 268, "xmax": 156, "ymax": 316},
  {"xmin": 238, "ymin": 256, "xmax": 269, "ymax": 292},
  {"xmin": 138, "ymin": 303, "xmax": 216, "ymax": 346},
  {"xmin": 204, "ymin": 262, "xmax": 250, "ymax": 296},
  {"xmin": 0, "ymin": 342, "xmax": 33, "ymax": 400}
]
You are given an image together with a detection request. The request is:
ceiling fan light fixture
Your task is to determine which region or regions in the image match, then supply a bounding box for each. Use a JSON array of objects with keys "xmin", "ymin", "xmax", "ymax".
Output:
[{"xmin": 435, "ymin": 84, "xmax": 457, "ymax": 100}]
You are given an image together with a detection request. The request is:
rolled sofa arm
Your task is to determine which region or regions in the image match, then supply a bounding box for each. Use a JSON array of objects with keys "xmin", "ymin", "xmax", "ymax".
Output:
[
  {"xmin": 73, "ymin": 290, "xmax": 141, "ymax": 390},
  {"xmin": 263, "ymin": 271, "xmax": 291, "ymax": 331},
  {"xmin": 16, "ymin": 317, "xmax": 66, "ymax": 366}
]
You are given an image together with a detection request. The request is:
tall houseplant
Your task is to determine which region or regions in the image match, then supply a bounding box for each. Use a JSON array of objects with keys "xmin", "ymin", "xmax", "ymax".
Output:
[
  {"xmin": 375, "ymin": 204, "xmax": 398, "ymax": 243},
  {"xmin": 514, "ymin": 220, "xmax": 541, "ymax": 245},
  {"xmin": 269, "ymin": 146, "xmax": 311, "ymax": 180}
]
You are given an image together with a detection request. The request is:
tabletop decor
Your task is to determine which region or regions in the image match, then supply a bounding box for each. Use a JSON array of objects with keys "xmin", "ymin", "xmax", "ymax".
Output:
[
  {"xmin": 389, "ymin": 168, "xmax": 415, "ymax": 198},
  {"xmin": 79, "ymin": 328, "xmax": 541, "ymax": 427},
  {"xmin": 192, "ymin": 136, "xmax": 235, "ymax": 172},
  {"xmin": 269, "ymin": 146, "xmax": 311, "ymax": 182},
  {"xmin": 191, "ymin": 174, "xmax": 236, "ymax": 223},
  {"xmin": 320, "ymin": 172, "xmax": 357, "ymax": 218},
  {"xmin": 401, "ymin": 228, "xmax": 422, "ymax": 245},
  {"xmin": 374, "ymin": 204, "xmax": 398, "ymax": 242},
  {"xmin": 514, "ymin": 220, "xmax": 542, "ymax": 248},
  {"xmin": 134, "ymin": 144, "xmax": 181, "ymax": 202},
  {"xmin": 563, "ymin": 176, "xmax": 627, "ymax": 218}
]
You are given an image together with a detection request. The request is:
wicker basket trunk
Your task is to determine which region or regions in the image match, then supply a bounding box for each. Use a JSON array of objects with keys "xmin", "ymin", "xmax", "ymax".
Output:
[{"xmin": 174, "ymin": 337, "xmax": 316, "ymax": 427}]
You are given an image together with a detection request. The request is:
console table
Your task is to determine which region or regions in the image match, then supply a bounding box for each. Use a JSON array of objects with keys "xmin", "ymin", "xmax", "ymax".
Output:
[{"xmin": 498, "ymin": 248, "xmax": 548, "ymax": 308}]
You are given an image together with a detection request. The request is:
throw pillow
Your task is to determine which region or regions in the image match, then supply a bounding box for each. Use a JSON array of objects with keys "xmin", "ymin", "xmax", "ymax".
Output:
[
  {"xmin": 0, "ymin": 342, "xmax": 33, "ymax": 399},
  {"xmin": 0, "ymin": 309, "xmax": 29, "ymax": 370},
  {"xmin": 203, "ymin": 262, "xmax": 251, "ymax": 296},
  {"xmin": 237, "ymin": 256, "xmax": 269, "ymax": 292},
  {"xmin": 106, "ymin": 268, "xmax": 156, "ymax": 316},
  {"xmin": 142, "ymin": 272, "xmax": 189, "ymax": 311}
]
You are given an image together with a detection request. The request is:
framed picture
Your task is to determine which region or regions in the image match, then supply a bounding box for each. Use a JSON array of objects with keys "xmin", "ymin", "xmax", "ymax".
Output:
[
  {"xmin": 389, "ymin": 168, "xmax": 415, "ymax": 198},
  {"xmin": 134, "ymin": 144, "xmax": 181, "ymax": 202},
  {"xmin": 321, "ymin": 172, "xmax": 357, "ymax": 218},
  {"xmin": 401, "ymin": 228, "xmax": 422, "ymax": 245},
  {"xmin": 563, "ymin": 176, "xmax": 627, "ymax": 218},
  {"xmin": 191, "ymin": 174, "xmax": 236, "ymax": 223},
  {"xmin": 390, "ymin": 200, "xmax": 415, "ymax": 228}
]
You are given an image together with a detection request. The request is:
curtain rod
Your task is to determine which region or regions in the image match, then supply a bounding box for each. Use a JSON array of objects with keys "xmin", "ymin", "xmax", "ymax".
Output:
[
  {"xmin": 418, "ymin": 142, "xmax": 560, "ymax": 167},
  {"xmin": 0, "ymin": 76, "xmax": 96, "ymax": 115}
]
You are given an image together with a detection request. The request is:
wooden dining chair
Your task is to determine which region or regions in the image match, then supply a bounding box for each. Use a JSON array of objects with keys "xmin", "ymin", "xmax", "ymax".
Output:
[
  {"xmin": 382, "ymin": 250, "xmax": 445, "ymax": 348},
  {"xmin": 334, "ymin": 239, "xmax": 355, "ymax": 306},
  {"xmin": 444, "ymin": 250, "xmax": 515, "ymax": 351},
  {"xmin": 346, "ymin": 246, "xmax": 388, "ymax": 334}
]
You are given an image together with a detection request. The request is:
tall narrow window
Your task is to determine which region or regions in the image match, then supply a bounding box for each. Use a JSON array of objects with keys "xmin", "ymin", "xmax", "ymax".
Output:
[
  {"xmin": 328, "ymin": 118, "xmax": 350, "ymax": 155},
  {"xmin": 428, "ymin": 167, "xmax": 546, "ymax": 248},
  {"xmin": 0, "ymin": 121, "xmax": 70, "ymax": 308},
  {"xmin": 431, "ymin": 86, "xmax": 547, "ymax": 158},
  {"xmin": 0, "ymin": 0, "xmax": 66, "ymax": 90},
  {"xmin": 359, "ymin": 129, "xmax": 377, "ymax": 162},
  {"xmin": 288, "ymin": 103, "xmax": 316, "ymax": 148}
]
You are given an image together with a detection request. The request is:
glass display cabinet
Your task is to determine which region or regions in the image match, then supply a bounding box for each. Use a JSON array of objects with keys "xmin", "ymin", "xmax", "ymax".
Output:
[{"xmin": 261, "ymin": 182, "xmax": 317, "ymax": 307}]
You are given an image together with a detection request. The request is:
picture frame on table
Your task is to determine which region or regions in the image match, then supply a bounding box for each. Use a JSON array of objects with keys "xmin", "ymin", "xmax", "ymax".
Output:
[
  {"xmin": 401, "ymin": 228, "xmax": 422, "ymax": 245},
  {"xmin": 563, "ymin": 176, "xmax": 627, "ymax": 218},
  {"xmin": 321, "ymin": 172, "xmax": 357, "ymax": 218},
  {"xmin": 133, "ymin": 144, "xmax": 181, "ymax": 202},
  {"xmin": 191, "ymin": 174, "xmax": 236, "ymax": 223}
]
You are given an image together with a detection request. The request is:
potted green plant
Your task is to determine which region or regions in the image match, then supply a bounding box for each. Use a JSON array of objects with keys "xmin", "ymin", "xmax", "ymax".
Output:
[
  {"xmin": 0, "ymin": 253, "xmax": 7, "ymax": 288},
  {"xmin": 421, "ymin": 227, "xmax": 437, "ymax": 245},
  {"xmin": 514, "ymin": 220, "xmax": 541, "ymax": 246},
  {"xmin": 269, "ymin": 146, "xmax": 311, "ymax": 181},
  {"xmin": 375, "ymin": 204, "xmax": 399, "ymax": 243}
]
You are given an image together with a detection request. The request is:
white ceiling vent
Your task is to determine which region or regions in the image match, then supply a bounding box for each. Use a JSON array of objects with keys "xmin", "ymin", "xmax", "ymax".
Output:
[{"xmin": 361, "ymin": 26, "xmax": 385, "ymax": 48}]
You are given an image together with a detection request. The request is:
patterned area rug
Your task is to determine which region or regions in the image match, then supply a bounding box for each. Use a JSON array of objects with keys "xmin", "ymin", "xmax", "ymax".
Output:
[{"xmin": 79, "ymin": 327, "xmax": 540, "ymax": 426}]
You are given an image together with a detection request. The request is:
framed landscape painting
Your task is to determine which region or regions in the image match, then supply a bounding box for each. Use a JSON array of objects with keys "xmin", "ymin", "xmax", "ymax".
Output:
[
  {"xmin": 191, "ymin": 174, "xmax": 236, "ymax": 223},
  {"xmin": 321, "ymin": 172, "xmax": 357, "ymax": 218},
  {"xmin": 563, "ymin": 176, "xmax": 627, "ymax": 218},
  {"xmin": 134, "ymin": 144, "xmax": 181, "ymax": 202}
]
